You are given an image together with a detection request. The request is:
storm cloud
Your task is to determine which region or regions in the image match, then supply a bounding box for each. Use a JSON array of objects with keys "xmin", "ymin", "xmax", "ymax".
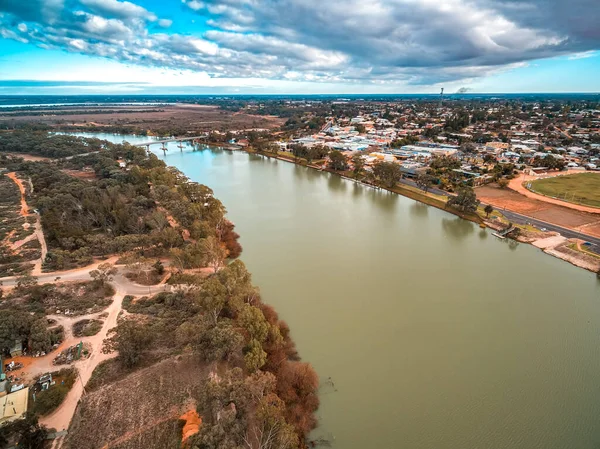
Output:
[{"xmin": 0, "ymin": 0, "xmax": 598, "ymax": 85}]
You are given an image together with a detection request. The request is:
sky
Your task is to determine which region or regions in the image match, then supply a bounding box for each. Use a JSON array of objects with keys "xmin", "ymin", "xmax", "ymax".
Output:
[{"xmin": 0, "ymin": 0, "xmax": 599, "ymax": 95}]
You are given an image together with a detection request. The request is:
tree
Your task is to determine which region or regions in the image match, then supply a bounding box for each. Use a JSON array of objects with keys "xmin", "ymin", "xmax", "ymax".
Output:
[
  {"xmin": 484, "ymin": 204, "xmax": 494, "ymax": 218},
  {"xmin": 246, "ymin": 393, "xmax": 299, "ymax": 449},
  {"xmin": 104, "ymin": 320, "xmax": 153, "ymax": 368},
  {"xmin": 327, "ymin": 150, "xmax": 348, "ymax": 171},
  {"xmin": 460, "ymin": 142, "xmax": 476, "ymax": 154},
  {"xmin": 16, "ymin": 274, "xmax": 37, "ymax": 292},
  {"xmin": 89, "ymin": 262, "xmax": 117, "ymax": 285},
  {"xmin": 152, "ymin": 260, "xmax": 165, "ymax": 275},
  {"xmin": 351, "ymin": 154, "xmax": 364, "ymax": 178},
  {"xmin": 197, "ymin": 277, "xmax": 228, "ymax": 325},
  {"xmin": 483, "ymin": 154, "xmax": 496, "ymax": 164},
  {"xmin": 415, "ymin": 173, "xmax": 435, "ymax": 193},
  {"xmin": 201, "ymin": 236, "xmax": 227, "ymax": 273},
  {"xmin": 219, "ymin": 220, "xmax": 242, "ymax": 259},
  {"xmin": 372, "ymin": 161, "xmax": 402, "ymax": 188},
  {"xmin": 497, "ymin": 178, "xmax": 509, "ymax": 189},
  {"xmin": 245, "ymin": 338, "xmax": 267, "ymax": 372},
  {"xmin": 0, "ymin": 413, "xmax": 48, "ymax": 449},
  {"xmin": 446, "ymin": 186, "xmax": 480, "ymax": 213},
  {"xmin": 354, "ymin": 123, "xmax": 366, "ymax": 134}
]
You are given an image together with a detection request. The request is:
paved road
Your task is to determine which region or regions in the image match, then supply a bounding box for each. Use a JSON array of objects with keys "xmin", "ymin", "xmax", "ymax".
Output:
[
  {"xmin": 398, "ymin": 178, "xmax": 600, "ymax": 254},
  {"xmin": 499, "ymin": 209, "xmax": 600, "ymax": 253}
]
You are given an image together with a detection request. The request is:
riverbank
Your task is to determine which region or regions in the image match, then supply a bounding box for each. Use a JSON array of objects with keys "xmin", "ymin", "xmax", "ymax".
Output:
[
  {"xmin": 49, "ymin": 131, "xmax": 600, "ymax": 449},
  {"xmin": 237, "ymin": 147, "xmax": 600, "ymax": 274},
  {"xmin": 237, "ymin": 147, "xmax": 484, "ymax": 224}
]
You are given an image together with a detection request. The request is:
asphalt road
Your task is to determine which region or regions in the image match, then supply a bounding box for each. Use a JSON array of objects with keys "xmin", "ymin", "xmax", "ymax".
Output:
[
  {"xmin": 499, "ymin": 209, "xmax": 600, "ymax": 254},
  {"xmin": 398, "ymin": 178, "xmax": 600, "ymax": 254}
]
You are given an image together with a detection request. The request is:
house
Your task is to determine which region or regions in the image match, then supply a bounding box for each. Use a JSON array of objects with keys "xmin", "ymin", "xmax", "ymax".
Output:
[{"xmin": 0, "ymin": 387, "xmax": 29, "ymax": 425}]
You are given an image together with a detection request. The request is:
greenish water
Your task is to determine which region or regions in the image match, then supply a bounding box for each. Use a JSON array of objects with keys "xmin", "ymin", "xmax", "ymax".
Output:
[{"xmin": 86, "ymin": 135, "xmax": 600, "ymax": 449}]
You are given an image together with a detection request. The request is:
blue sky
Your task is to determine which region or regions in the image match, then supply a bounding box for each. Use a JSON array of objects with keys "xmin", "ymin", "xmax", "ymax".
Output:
[{"xmin": 0, "ymin": 0, "xmax": 598, "ymax": 94}]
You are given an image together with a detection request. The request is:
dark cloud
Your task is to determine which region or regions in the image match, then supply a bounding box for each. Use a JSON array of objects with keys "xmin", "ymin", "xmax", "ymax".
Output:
[{"xmin": 0, "ymin": 0, "xmax": 598, "ymax": 86}]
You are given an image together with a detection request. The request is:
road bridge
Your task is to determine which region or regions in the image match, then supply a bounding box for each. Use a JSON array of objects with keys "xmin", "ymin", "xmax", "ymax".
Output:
[{"xmin": 134, "ymin": 136, "xmax": 206, "ymax": 148}]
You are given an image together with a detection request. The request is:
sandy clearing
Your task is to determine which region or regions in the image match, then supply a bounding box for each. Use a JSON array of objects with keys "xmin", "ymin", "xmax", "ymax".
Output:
[
  {"xmin": 4, "ymin": 153, "xmax": 52, "ymax": 162},
  {"xmin": 532, "ymin": 235, "xmax": 567, "ymax": 249}
]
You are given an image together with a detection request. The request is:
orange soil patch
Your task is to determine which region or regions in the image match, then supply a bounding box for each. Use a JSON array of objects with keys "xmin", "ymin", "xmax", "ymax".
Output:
[
  {"xmin": 6, "ymin": 172, "xmax": 29, "ymax": 216},
  {"xmin": 180, "ymin": 410, "xmax": 201, "ymax": 443},
  {"xmin": 477, "ymin": 185, "xmax": 600, "ymax": 237}
]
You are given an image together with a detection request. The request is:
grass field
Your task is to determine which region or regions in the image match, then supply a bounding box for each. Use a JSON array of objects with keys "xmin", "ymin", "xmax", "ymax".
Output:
[{"xmin": 529, "ymin": 173, "xmax": 600, "ymax": 208}]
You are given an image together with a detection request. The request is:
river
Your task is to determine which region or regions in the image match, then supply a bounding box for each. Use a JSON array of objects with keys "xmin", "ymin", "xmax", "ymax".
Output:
[{"xmin": 75, "ymin": 133, "xmax": 600, "ymax": 449}]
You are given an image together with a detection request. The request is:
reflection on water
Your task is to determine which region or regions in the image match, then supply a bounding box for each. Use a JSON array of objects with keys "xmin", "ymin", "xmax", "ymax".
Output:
[
  {"xmin": 352, "ymin": 183, "xmax": 363, "ymax": 198},
  {"xmin": 479, "ymin": 228, "xmax": 488, "ymax": 240},
  {"xmin": 327, "ymin": 174, "xmax": 346, "ymax": 193},
  {"xmin": 441, "ymin": 217, "xmax": 475, "ymax": 241},
  {"xmin": 507, "ymin": 238, "xmax": 520, "ymax": 251},
  {"xmin": 410, "ymin": 202, "xmax": 429, "ymax": 218}
]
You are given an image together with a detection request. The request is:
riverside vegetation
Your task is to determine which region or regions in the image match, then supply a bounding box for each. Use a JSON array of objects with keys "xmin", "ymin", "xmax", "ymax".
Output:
[{"xmin": 0, "ymin": 131, "xmax": 319, "ymax": 449}]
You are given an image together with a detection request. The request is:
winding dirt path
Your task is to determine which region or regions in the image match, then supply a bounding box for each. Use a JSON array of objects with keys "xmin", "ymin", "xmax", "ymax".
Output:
[
  {"xmin": 509, "ymin": 171, "xmax": 600, "ymax": 214},
  {"xmin": 5, "ymin": 172, "xmax": 48, "ymax": 274},
  {"xmin": 40, "ymin": 291, "xmax": 126, "ymax": 433}
]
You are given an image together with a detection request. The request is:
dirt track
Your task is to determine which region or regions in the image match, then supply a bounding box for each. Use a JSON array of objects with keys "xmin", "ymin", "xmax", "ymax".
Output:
[
  {"xmin": 39, "ymin": 292, "xmax": 126, "ymax": 432},
  {"xmin": 509, "ymin": 171, "xmax": 600, "ymax": 214},
  {"xmin": 5, "ymin": 172, "xmax": 48, "ymax": 273}
]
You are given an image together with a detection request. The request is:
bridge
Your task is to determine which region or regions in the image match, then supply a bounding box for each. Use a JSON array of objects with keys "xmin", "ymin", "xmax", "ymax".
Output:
[{"xmin": 134, "ymin": 136, "xmax": 206, "ymax": 148}]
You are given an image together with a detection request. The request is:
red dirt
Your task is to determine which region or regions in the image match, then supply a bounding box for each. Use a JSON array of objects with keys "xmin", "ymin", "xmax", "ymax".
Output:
[
  {"xmin": 6, "ymin": 172, "xmax": 29, "ymax": 216},
  {"xmin": 477, "ymin": 184, "xmax": 600, "ymax": 237},
  {"xmin": 180, "ymin": 410, "xmax": 201, "ymax": 443},
  {"xmin": 509, "ymin": 171, "xmax": 600, "ymax": 214}
]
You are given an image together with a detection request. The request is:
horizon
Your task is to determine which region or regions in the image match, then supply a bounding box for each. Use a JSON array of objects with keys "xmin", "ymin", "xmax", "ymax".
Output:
[
  {"xmin": 0, "ymin": 1, "xmax": 599, "ymax": 95},
  {"xmin": 0, "ymin": 92, "xmax": 599, "ymax": 99}
]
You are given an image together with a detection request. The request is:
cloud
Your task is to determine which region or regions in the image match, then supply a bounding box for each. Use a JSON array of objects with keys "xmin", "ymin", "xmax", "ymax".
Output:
[
  {"xmin": 568, "ymin": 51, "xmax": 597, "ymax": 60},
  {"xmin": 78, "ymin": 0, "xmax": 156, "ymax": 21},
  {"xmin": 1, "ymin": 0, "xmax": 599, "ymax": 86}
]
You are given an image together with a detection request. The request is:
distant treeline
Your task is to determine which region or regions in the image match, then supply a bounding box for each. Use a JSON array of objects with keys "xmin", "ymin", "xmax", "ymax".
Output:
[{"xmin": 0, "ymin": 108, "xmax": 163, "ymax": 116}]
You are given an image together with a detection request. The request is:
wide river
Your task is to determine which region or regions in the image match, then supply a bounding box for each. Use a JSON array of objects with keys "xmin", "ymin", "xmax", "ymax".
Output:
[{"xmin": 77, "ymin": 133, "xmax": 600, "ymax": 449}]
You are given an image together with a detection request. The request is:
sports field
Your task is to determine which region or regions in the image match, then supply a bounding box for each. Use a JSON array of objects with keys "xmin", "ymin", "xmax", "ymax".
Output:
[{"xmin": 529, "ymin": 172, "xmax": 600, "ymax": 208}]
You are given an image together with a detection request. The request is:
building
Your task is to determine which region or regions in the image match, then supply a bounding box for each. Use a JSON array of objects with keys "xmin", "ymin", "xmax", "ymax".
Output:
[
  {"xmin": 400, "ymin": 145, "xmax": 458, "ymax": 157},
  {"xmin": 0, "ymin": 387, "xmax": 29, "ymax": 425}
]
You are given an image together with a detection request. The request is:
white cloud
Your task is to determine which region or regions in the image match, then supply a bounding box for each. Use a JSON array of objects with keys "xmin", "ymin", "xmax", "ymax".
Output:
[
  {"xmin": 0, "ymin": 0, "xmax": 598, "ymax": 86},
  {"xmin": 568, "ymin": 51, "xmax": 597, "ymax": 60}
]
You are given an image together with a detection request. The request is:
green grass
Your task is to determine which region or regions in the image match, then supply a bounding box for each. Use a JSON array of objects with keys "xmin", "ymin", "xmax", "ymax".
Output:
[
  {"xmin": 568, "ymin": 243, "xmax": 600, "ymax": 259},
  {"xmin": 528, "ymin": 173, "xmax": 600, "ymax": 208}
]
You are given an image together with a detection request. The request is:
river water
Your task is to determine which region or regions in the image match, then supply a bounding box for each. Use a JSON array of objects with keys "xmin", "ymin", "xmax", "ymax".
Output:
[{"xmin": 77, "ymin": 133, "xmax": 600, "ymax": 449}]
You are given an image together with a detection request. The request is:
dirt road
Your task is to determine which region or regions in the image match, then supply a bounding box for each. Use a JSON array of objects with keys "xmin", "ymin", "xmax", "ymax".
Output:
[
  {"xmin": 509, "ymin": 171, "xmax": 600, "ymax": 214},
  {"xmin": 40, "ymin": 291, "xmax": 126, "ymax": 432},
  {"xmin": 5, "ymin": 172, "xmax": 48, "ymax": 274}
]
